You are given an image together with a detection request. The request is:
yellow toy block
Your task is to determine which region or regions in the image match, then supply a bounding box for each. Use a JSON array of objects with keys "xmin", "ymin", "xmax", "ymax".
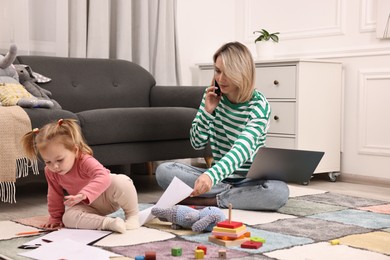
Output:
[{"xmin": 195, "ymin": 249, "xmax": 204, "ymax": 259}]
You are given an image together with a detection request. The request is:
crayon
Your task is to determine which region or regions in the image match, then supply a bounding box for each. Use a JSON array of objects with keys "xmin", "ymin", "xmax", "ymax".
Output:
[{"xmin": 16, "ymin": 230, "xmax": 49, "ymax": 236}]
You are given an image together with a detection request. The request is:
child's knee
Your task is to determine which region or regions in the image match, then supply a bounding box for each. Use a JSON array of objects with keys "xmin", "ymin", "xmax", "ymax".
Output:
[{"xmin": 62, "ymin": 208, "xmax": 81, "ymax": 227}]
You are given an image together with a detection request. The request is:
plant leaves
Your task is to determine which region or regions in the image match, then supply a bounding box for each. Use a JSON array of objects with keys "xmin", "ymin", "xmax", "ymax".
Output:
[{"xmin": 253, "ymin": 29, "xmax": 280, "ymax": 43}]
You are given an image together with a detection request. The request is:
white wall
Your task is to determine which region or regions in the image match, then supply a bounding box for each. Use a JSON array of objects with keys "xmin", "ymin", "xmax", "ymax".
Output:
[
  {"xmin": 2, "ymin": 0, "xmax": 389, "ymax": 183},
  {"xmin": 177, "ymin": 0, "xmax": 390, "ymax": 183},
  {"xmin": 176, "ymin": 0, "xmax": 238, "ymax": 85}
]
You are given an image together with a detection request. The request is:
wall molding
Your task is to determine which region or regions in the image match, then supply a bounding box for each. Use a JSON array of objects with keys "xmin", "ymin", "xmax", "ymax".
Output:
[
  {"xmin": 274, "ymin": 45, "xmax": 390, "ymax": 60},
  {"xmin": 358, "ymin": 69, "xmax": 390, "ymax": 156},
  {"xmin": 198, "ymin": 46, "xmax": 390, "ymax": 68},
  {"xmin": 359, "ymin": 0, "xmax": 376, "ymax": 32},
  {"xmin": 339, "ymin": 172, "xmax": 390, "ymax": 187},
  {"xmin": 241, "ymin": 0, "xmax": 345, "ymax": 42}
]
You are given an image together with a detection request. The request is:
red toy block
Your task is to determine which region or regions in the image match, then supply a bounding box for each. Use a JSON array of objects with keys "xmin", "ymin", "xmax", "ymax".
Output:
[
  {"xmin": 240, "ymin": 240, "xmax": 263, "ymax": 249},
  {"xmin": 145, "ymin": 251, "xmax": 156, "ymax": 260},
  {"xmin": 196, "ymin": 245, "xmax": 207, "ymax": 255},
  {"xmin": 217, "ymin": 220, "xmax": 243, "ymax": 229}
]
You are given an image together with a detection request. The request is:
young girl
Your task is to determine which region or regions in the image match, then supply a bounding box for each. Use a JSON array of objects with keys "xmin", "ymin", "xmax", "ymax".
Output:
[
  {"xmin": 155, "ymin": 42, "xmax": 289, "ymax": 211},
  {"xmin": 22, "ymin": 119, "xmax": 139, "ymax": 233}
]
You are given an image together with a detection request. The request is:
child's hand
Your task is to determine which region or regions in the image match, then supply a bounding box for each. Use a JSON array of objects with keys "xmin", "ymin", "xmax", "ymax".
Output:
[
  {"xmin": 64, "ymin": 193, "xmax": 86, "ymax": 207},
  {"xmin": 42, "ymin": 221, "xmax": 63, "ymax": 230}
]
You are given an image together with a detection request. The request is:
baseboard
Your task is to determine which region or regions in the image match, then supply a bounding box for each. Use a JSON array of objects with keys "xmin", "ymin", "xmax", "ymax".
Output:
[{"xmin": 339, "ymin": 173, "xmax": 390, "ymax": 188}]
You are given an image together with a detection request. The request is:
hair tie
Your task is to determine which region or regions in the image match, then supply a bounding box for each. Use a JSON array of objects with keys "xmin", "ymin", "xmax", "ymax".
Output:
[
  {"xmin": 32, "ymin": 128, "xmax": 39, "ymax": 134},
  {"xmin": 58, "ymin": 119, "xmax": 64, "ymax": 126}
]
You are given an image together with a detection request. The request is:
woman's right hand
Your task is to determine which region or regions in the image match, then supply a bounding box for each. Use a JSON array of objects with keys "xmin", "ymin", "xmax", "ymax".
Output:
[
  {"xmin": 42, "ymin": 221, "xmax": 64, "ymax": 230},
  {"xmin": 204, "ymin": 86, "xmax": 221, "ymax": 114}
]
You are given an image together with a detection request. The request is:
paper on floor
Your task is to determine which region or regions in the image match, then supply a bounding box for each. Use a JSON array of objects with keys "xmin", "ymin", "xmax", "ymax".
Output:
[
  {"xmin": 138, "ymin": 176, "xmax": 193, "ymax": 225},
  {"xmin": 23, "ymin": 228, "xmax": 111, "ymax": 246},
  {"xmin": 19, "ymin": 238, "xmax": 120, "ymax": 260}
]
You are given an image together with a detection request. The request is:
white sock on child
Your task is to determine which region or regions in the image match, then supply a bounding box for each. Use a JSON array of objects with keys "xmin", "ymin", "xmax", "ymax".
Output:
[
  {"xmin": 102, "ymin": 217, "xmax": 126, "ymax": 233},
  {"xmin": 125, "ymin": 215, "xmax": 140, "ymax": 230}
]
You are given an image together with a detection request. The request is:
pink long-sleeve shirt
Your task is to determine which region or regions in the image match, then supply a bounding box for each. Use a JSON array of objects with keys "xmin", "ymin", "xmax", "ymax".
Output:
[{"xmin": 44, "ymin": 154, "xmax": 111, "ymax": 224}]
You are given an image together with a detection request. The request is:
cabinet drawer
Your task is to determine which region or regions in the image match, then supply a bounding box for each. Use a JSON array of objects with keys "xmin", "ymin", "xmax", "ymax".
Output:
[
  {"xmin": 268, "ymin": 101, "xmax": 296, "ymax": 134},
  {"xmin": 255, "ymin": 66, "xmax": 296, "ymax": 99},
  {"xmin": 266, "ymin": 135, "xmax": 295, "ymax": 149}
]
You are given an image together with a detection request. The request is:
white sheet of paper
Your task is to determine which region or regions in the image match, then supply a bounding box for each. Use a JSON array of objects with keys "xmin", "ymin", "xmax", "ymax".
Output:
[
  {"xmin": 24, "ymin": 228, "xmax": 111, "ymax": 246},
  {"xmin": 138, "ymin": 176, "xmax": 193, "ymax": 225},
  {"xmin": 19, "ymin": 238, "xmax": 120, "ymax": 260}
]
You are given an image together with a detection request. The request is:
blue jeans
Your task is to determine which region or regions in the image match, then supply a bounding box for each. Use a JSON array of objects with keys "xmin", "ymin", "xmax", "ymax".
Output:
[{"xmin": 155, "ymin": 162, "xmax": 289, "ymax": 211}]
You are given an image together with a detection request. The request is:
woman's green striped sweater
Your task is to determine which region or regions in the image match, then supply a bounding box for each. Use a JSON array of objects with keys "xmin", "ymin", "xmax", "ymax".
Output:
[{"xmin": 190, "ymin": 89, "xmax": 271, "ymax": 185}]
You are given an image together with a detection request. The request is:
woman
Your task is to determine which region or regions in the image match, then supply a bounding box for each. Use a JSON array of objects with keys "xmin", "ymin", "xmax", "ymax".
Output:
[{"xmin": 155, "ymin": 42, "xmax": 289, "ymax": 210}]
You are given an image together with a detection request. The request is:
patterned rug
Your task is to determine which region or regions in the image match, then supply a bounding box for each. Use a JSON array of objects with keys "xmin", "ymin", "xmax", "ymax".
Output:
[{"xmin": 2, "ymin": 187, "xmax": 390, "ymax": 260}]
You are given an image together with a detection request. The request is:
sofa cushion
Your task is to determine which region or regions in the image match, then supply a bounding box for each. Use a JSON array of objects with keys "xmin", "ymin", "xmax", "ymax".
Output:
[
  {"xmin": 16, "ymin": 56, "xmax": 156, "ymax": 113},
  {"xmin": 77, "ymin": 107, "xmax": 197, "ymax": 145},
  {"xmin": 24, "ymin": 108, "xmax": 79, "ymax": 129}
]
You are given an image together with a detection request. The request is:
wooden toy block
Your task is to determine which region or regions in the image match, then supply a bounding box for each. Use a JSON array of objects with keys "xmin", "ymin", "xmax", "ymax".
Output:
[
  {"xmin": 212, "ymin": 224, "xmax": 247, "ymax": 234},
  {"xmin": 171, "ymin": 247, "xmax": 182, "ymax": 256},
  {"xmin": 135, "ymin": 256, "xmax": 145, "ymax": 260},
  {"xmin": 218, "ymin": 249, "xmax": 227, "ymax": 259},
  {"xmin": 240, "ymin": 240, "xmax": 263, "ymax": 249},
  {"xmin": 250, "ymin": 236, "xmax": 266, "ymax": 243},
  {"xmin": 196, "ymin": 245, "xmax": 207, "ymax": 255},
  {"xmin": 217, "ymin": 203, "xmax": 243, "ymax": 229},
  {"xmin": 144, "ymin": 251, "xmax": 156, "ymax": 260},
  {"xmin": 194, "ymin": 249, "xmax": 204, "ymax": 259},
  {"xmin": 330, "ymin": 239, "xmax": 340, "ymax": 245},
  {"xmin": 214, "ymin": 232, "xmax": 250, "ymax": 241},
  {"xmin": 209, "ymin": 235, "xmax": 250, "ymax": 247},
  {"xmin": 217, "ymin": 220, "xmax": 243, "ymax": 229},
  {"xmin": 213, "ymin": 232, "xmax": 245, "ymax": 239}
]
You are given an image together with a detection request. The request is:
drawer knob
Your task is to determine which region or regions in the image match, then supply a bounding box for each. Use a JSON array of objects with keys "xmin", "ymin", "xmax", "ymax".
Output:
[
  {"xmin": 273, "ymin": 80, "xmax": 279, "ymax": 85},
  {"xmin": 274, "ymin": 115, "xmax": 279, "ymax": 121}
]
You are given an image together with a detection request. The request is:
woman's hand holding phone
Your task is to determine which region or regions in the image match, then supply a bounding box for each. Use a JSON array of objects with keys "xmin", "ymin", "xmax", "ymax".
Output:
[
  {"xmin": 214, "ymin": 80, "xmax": 221, "ymax": 96},
  {"xmin": 205, "ymin": 82, "xmax": 221, "ymax": 114}
]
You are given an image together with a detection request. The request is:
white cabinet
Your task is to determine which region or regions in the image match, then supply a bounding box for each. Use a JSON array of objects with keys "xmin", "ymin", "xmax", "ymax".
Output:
[{"xmin": 198, "ymin": 59, "xmax": 343, "ymax": 176}]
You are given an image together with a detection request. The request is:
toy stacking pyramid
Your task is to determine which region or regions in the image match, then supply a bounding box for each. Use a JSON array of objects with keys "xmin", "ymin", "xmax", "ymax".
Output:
[{"xmin": 208, "ymin": 204, "xmax": 250, "ymax": 246}]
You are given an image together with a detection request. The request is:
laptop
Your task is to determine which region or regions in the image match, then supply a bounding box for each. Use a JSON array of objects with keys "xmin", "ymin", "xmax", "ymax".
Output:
[{"xmin": 246, "ymin": 147, "xmax": 324, "ymax": 184}]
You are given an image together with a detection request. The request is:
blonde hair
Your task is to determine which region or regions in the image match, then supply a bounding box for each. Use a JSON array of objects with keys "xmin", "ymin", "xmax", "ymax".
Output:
[
  {"xmin": 22, "ymin": 119, "xmax": 93, "ymax": 161},
  {"xmin": 213, "ymin": 42, "xmax": 255, "ymax": 103}
]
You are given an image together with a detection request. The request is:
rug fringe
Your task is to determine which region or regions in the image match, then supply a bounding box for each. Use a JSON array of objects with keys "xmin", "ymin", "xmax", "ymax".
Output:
[{"xmin": 0, "ymin": 182, "xmax": 16, "ymax": 204}]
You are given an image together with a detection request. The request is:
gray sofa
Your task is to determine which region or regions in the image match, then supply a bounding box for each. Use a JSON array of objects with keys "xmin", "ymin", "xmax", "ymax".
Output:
[{"xmin": 15, "ymin": 55, "xmax": 210, "ymax": 178}]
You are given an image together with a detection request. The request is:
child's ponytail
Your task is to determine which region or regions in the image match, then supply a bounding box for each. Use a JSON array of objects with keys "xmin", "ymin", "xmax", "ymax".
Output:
[
  {"xmin": 57, "ymin": 119, "xmax": 93, "ymax": 156},
  {"xmin": 21, "ymin": 118, "xmax": 93, "ymax": 162},
  {"xmin": 21, "ymin": 128, "xmax": 40, "ymax": 161}
]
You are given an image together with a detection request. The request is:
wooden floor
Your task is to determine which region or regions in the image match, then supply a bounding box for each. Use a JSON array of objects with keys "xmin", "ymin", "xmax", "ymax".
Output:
[{"xmin": 1, "ymin": 172, "xmax": 390, "ymax": 222}]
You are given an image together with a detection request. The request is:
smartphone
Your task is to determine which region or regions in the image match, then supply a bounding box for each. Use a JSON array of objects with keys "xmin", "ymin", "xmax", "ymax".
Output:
[{"xmin": 214, "ymin": 80, "xmax": 221, "ymax": 96}]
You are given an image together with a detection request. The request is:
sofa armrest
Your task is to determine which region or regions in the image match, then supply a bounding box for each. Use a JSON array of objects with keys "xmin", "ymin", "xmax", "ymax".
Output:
[{"xmin": 150, "ymin": 86, "xmax": 206, "ymax": 109}]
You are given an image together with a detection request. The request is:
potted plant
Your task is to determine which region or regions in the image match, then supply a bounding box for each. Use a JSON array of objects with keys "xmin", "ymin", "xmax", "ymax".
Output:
[{"xmin": 253, "ymin": 29, "xmax": 280, "ymax": 59}]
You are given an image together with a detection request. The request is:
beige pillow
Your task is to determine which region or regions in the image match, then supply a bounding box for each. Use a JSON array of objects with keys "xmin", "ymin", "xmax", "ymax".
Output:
[{"xmin": 0, "ymin": 83, "xmax": 33, "ymax": 106}]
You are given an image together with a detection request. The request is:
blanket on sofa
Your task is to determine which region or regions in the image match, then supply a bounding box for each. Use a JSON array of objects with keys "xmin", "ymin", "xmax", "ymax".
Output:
[{"xmin": 0, "ymin": 106, "xmax": 38, "ymax": 203}]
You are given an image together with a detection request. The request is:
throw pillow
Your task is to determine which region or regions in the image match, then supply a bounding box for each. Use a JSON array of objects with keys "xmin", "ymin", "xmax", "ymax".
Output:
[{"xmin": 0, "ymin": 83, "xmax": 33, "ymax": 106}]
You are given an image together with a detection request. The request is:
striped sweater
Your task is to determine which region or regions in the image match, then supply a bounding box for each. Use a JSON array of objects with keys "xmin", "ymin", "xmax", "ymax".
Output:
[{"xmin": 190, "ymin": 89, "xmax": 271, "ymax": 185}]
